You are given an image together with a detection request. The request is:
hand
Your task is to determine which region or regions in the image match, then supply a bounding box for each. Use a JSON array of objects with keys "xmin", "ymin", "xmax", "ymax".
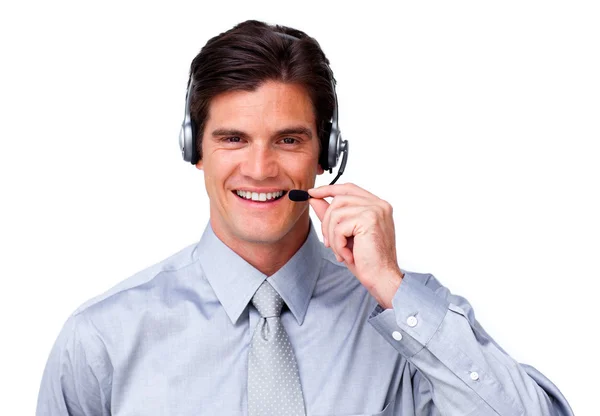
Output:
[{"xmin": 308, "ymin": 183, "xmax": 404, "ymax": 309}]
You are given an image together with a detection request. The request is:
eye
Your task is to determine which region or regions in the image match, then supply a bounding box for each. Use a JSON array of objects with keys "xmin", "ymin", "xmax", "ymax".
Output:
[
  {"xmin": 281, "ymin": 137, "xmax": 298, "ymax": 145},
  {"xmin": 224, "ymin": 136, "xmax": 242, "ymax": 143}
]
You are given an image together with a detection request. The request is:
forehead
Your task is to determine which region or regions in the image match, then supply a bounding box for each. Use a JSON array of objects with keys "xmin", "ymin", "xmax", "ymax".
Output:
[{"xmin": 205, "ymin": 81, "xmax": 316, "ymax": 131}]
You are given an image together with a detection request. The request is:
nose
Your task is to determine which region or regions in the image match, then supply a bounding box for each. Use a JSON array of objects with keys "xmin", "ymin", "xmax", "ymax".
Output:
[{"xmin": 239, "ymin": 143, "xmax": 279, "ymax": 181}]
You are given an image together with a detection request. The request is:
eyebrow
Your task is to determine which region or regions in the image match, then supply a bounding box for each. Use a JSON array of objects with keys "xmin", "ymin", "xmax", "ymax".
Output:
[{"xmin": 211, "ymin": 126, "xmax": 313, "ymax": 139}]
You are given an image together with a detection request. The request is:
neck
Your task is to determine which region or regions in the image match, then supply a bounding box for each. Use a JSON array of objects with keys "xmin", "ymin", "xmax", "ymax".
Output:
[{"xmin": 211, "ymin": 215, "xmax": 311, "ymax": 277}]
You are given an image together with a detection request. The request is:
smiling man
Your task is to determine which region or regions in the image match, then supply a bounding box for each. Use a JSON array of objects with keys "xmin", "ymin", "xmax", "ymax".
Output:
[
  {"xmin": 199, "ymin": 81, "xmax": 323, "ymax": 275},
  {"xmin": 37, "ymin": 20, "xmax": 573, "ymax": 415}
]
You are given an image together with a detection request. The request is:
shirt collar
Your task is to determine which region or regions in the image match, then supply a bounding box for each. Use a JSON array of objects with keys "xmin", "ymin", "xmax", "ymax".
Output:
[{"xmin": 195, "ymin": 221, "xmax": 323, "ymax": 326}]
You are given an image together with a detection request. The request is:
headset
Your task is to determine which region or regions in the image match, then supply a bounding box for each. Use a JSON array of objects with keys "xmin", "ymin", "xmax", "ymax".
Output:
[{"xmin": 178, "ymin": 32, "xmax": 349, "ymax": 185}]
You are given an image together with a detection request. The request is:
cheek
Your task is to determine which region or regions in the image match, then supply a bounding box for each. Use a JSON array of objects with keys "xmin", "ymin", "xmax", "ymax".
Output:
[
  {"xmin": 284, "ymin": 163, "xmax": 315, "ymax": 182},
  {"xmin": 204, "ymin": 156, "xmax": 236, "ymax": 181},
  {"xmin": 283, "ymin": 150, "xmax": 320, "ymax": 170}
]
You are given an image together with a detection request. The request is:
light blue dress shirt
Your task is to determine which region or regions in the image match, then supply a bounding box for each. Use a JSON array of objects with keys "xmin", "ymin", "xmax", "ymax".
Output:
[{"xmin": 37, "ymin": 221, "xmax": 573, "ymax": 415}]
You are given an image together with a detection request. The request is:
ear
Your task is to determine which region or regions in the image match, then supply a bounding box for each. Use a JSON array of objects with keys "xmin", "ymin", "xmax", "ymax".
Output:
[{"xmin": 195, "ymin": 159, "xmax": 203, "ymax": 170}]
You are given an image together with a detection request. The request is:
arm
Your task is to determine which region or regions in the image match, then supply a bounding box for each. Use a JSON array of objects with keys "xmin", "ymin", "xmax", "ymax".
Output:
[
  {"xmin": 306, "ymin": 183, "xmax": 573, "ymax": 416},
  {"xmin": 368, "ymin": 270, "xmax": 573, "ymax": 415},
  {"xmin": 36, "ymin": 313, "xmax": 110, "ymax": 416}
]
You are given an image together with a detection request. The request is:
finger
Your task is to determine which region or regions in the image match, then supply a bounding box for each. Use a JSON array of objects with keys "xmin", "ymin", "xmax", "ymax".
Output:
[
  {"xmin": 308, "ymin": 197, "xmax": 329, "ymax": 223},
  {"xmin": 326, "ymin": 205, "xmax": 366, "ymax": 260},
  {"xmin": 331, "ymin": 218, "xmax": 358, "ymax": 265},
  {"xmin": 321, "ymin": 195, "xmax": 371, "ymax": 247},
  {"xmin": 308, "ymin": 183, "xmax": 376, "ymax": 200}
]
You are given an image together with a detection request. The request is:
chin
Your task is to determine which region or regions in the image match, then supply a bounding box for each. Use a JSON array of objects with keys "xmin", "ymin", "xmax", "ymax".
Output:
[{"xmin": 230, "ymin": 216, "xmax": 296, "ymax": 245}]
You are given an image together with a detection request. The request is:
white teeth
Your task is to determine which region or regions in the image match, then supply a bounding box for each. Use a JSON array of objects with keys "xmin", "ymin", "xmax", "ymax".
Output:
[{"xmin": 235, "ymin": 190, "xmax": 284, "ymax": 201}]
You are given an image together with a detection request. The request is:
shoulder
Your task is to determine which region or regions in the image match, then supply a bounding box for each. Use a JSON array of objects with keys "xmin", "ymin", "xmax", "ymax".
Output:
[
  {"xmin": 46, "ymin": 241, "xmax": 206, "ymax": 372},
  {"xmin": 72, "ymin": 240, "xmax": 203, "ymax": 319},
  {"xmin": 45, "ymin": 241, "xmax": 204, "ymax": 362}
]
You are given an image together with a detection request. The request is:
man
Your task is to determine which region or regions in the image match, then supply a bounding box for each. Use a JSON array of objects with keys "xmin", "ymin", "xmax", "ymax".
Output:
[{"xmin": 37, "ymin": 20, "xmax": 573, "ymax": 415}]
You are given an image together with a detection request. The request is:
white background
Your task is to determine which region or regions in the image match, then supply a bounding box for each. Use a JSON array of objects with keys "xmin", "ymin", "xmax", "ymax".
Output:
[{"xmin": 1, "ymin": 1, "xmax": 598, "ymax": 414}]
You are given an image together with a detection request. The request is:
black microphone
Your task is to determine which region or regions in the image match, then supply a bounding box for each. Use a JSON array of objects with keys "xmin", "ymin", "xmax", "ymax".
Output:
[{"xmin": 288, "ymin": 190, "xmax": 311, "ymax": 202}]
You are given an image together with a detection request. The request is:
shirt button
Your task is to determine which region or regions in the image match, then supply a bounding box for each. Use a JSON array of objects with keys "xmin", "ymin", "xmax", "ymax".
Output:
[
  {"xmin": 407, "ymin": 316, "xmax": 418, "ymax": 327},
  {"xmin": 470, "ymin": 371, "xmax": 479, "ymax": 381},
  {"xmin": 392, "ymin": 331, "xmax": 403, "ymax": 341}
]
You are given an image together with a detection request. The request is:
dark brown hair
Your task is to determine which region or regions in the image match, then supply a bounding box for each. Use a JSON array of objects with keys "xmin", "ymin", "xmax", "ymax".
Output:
[{"xmin": 188, "ymin": 20, "xmax": 335, "ymax": 168}]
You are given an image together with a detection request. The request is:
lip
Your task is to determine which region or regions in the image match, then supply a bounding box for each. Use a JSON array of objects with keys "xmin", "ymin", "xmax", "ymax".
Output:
[
  {"xmin": 232, "ymin": 188, "xmax": 287, "ymax": 193},
  {"xmin": 231, "ymin": 190, "xmax": 288, "ymax": 208}
]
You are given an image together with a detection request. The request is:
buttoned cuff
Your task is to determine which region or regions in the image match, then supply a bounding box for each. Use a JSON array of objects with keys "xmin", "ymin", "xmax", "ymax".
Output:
[{"xmin": 368, "ymin": 271, "xmax": 449, "ymax": 358}]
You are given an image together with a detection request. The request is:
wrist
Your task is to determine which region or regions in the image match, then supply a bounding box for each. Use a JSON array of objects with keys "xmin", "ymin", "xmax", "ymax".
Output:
[{"xmin": 371, "ymin": 269, "xmax": 404, "ymax": 309}]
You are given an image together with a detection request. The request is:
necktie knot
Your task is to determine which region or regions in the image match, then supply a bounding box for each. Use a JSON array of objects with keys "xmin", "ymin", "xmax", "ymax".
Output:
[{"xmin": 251, "ymin": 280, "xmax": 284, "ymax": 318}]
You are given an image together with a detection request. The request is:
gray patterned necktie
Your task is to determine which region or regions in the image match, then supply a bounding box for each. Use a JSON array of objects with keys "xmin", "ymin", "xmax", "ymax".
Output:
[{"xmin": 248, "ymin": 280, "xmax": 306, "ymax": 416}]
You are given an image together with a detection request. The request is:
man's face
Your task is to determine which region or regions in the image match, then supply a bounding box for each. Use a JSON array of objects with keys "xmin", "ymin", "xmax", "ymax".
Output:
[{"xmin": 197, "ymin": 81, "xmax": 324, "ymax": 246}]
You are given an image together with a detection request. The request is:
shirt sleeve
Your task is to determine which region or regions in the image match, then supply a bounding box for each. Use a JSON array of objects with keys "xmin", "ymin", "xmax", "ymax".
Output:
[
  {"xmin": 36, "ymin": 312, "xmax": 111, "ymax": 416},
  {"xmin": 368, "ymin": 271, "xmax": 573, "ymax": 416}
]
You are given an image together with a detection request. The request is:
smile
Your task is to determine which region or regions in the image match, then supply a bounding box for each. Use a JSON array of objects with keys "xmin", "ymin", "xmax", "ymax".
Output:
[{"xmin": 234, "ymin": 190, "xmax": 287, "ymax": 202}]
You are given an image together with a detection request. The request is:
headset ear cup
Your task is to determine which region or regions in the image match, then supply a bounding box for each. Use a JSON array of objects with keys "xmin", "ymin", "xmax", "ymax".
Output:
[
  {"xmin": 319, "ymin": 121, "xmax": 332, "ymax": 171},
  {"xmin": 180, "ymin": 74, "xmax": 198, "ymax": 164},
  {"xmin": 190, "ymin": 119, "xmax": 200, "ymax": 164},
  {"xmin": 327, "ymin": 124, "xmax": 340, "ymax": 172}
]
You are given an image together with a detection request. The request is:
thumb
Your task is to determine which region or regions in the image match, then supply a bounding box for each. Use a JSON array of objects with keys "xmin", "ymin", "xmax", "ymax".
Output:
[{"xmin": 308, "ymin": 197, "xmax": 329, "ymax": 222}]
